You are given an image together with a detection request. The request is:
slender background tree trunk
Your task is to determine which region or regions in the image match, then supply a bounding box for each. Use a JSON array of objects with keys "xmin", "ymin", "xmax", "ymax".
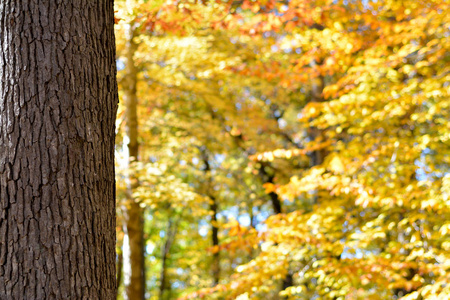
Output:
[
  {"xmin": 209, "ymin": 194, "xmax": 220, "ymax": 286},
  {"xmin": 121, "ymin": 20, "xmax": 146, "ymax": 300},
  {"xmin": 200, "ymin": 149, "xmax": 221, "ymax": 286},
  {"xmin": 159, "ymin": 217, "xmax": 179, "ymax": 300},
  {"xmin": 0, "ymin": 1, "xmax": 118, "ymax": 299}
]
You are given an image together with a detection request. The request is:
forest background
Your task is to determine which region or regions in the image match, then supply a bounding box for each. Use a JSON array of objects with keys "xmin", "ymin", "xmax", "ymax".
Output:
[{"xmin": 113, "ymin": 0, "xmax": 450, "ymax": 299}]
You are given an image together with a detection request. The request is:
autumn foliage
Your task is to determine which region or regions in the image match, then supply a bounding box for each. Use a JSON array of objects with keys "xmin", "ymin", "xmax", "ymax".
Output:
[{"xmin": 114, "ymin": 0, "xmax": 450, "ymax": 299}]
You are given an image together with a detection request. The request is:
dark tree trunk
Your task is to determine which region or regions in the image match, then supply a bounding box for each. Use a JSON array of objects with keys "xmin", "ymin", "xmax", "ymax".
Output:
[
  {"xmin": 259, "ymin": 164, "xmax": 282, "ymax": 215},
  {"xmin": 200, "ymin": 149, "xmax": 221, "ymax": 286},
  {"xmin": 0, "ymin": 1, "xmax": 118, "ymax": 299},
  {"xmin": 257, "ymin": 163, "xmax": 294, "ymax": 296},
  {"xmin": 210, "ymin": 194, "xmax": 220, "ymax": 286}
]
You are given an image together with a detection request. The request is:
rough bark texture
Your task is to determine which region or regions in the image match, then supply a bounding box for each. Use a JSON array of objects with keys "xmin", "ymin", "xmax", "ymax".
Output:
[
  {"xmin": 121, "ymin": 21, "xmax": 146, "ymax": 300},
  {"xmin": 0, "ymin": 1, "xmax": 118, "ymax": 299}
]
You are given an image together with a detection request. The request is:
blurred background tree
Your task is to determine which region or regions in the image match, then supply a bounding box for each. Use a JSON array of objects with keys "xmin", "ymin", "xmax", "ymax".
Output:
[{"xmin": 114, "ymin": 0, "xmax": 450, "ymax": 299}]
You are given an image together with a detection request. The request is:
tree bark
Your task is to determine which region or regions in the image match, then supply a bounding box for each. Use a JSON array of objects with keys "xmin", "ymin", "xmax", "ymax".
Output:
[
  {"xmin": 0, "ymin": 1, "xmax": 118, "ymax": 299},
  {"xmin": 120, "ymin": 20, "xmax": 146, "ymax": 300}
]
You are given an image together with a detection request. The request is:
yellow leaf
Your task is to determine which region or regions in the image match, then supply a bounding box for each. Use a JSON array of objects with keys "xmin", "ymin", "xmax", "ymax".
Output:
[{"xmin": 328, "ymin": 155, "xmax": 345, "ymax": 174}]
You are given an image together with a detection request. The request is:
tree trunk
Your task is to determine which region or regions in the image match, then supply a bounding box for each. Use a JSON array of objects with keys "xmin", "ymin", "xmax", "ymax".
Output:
[
  {"xmin": 210, "ymin": 194, "xmax": 220, "ymax": 286},
  {"xmin": 120, "ymin": 20, "xmax": 146, "ymax": 300},
  {"xmin": 258, "ymin": 163, "xmax": 294, "ymax": 297},
  {"xmin": 117, "ymin": 248, "xmax": 123, "ymax": 299},
  {"xmin": 309, "ymin": 74, "xmax": 328, "ymax": 169},
  {"xmin": 259, "ymin": 163, "xmax": 282, "ymax": 215},
  {"xmin": 159, "ymin": 217, "xmax": 179, "ymax": 300},
  {"xmin": 0, "ymin": 1, "xmax": 118, "ymax": 299},
  {"xmin": 200, "ymin": 149, "xmax": 221, "ymax": 286}
]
